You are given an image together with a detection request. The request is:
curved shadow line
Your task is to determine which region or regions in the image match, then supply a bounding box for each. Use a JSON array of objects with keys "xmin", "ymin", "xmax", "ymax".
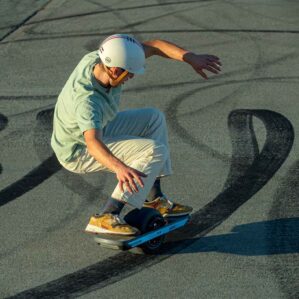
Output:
[
  {"xmin": 227, "ymin": 0, "xmax": 299, "ymax": 26},
  {"xmin": 2, "ymin": 71, "xmax": 298, "ymax": 203},
  {"xmin": 33, "ymin": 109, "xmax": 110, "ymax": 228},
  {"xmin": 167, "ymin": 84, "xmax": 232, "ymax": 163},
  {"xmin": 0, "ymin": 154, "xmax": 61, "ymax": 207},
  {"xmin": 5, "ymin": 103, "xmax": 55, "ymax": 119},
  {"xmin": 2, "ymin": 28, "xmax": 299, "ymax": 45},
  {"xmin": 0, "ymin": 0, "xmax": 51, "ymax": 42},
  {"xmin": 165, "ymin": 50, "xmax": 297, "ymax": 160},
  {"xmin": 26, "ymin": 4, "xmax": 201, "ymax": 37},
  {"xmin": 0, "ymin": 113, "xmax": 8, "ymax": 131},
  {"xmin": 164, "ymin": 28, "xmax": 260, "ymax": 163},
  {"xmin": 24, "ymin": 0, "xmax": 204, "ymax": 25},
  {"xmin": 124, "ymin": 76, "xmax": 299, "ymax": 95},
  {"xmin": 1, "ymin": 75, "xmax": 298, "ymax": 103},
  {"xmin": 8, "ymin": 109, "xmax": 294, "ymax": 298},
  {"xmin": 0, "ymin": 108, "xmax": 108, "ymax": 209},
  {"xmin": 0, "ymin": 113, "xmax": 8, "ymax": 175},
  {"xmin": 0, "ymin": 107, "xmax": 109, "ymax": 260},
  {"xmin": 84, "ymin": 37, "xmax": 234, "ymax": 52},
  {"xmin": 0, "ymin": 95, "xmax": 56, "ymax": 100},
  {"xmin": 168, "ymin": 109, "xmax": 294, "ymax": 242},
  {"xmin": 177, "ymin": 76, "xmax": 299, "ymax": 119},
  {"xmin": 269, "ymin": 160, "xmax": 299, "ymax": 298},
  {"xmin": 81, "ymin": 1, "xmax": 139, "ymax": 46},
  {"xmin": 80, "ymin": 0, "xmax": 148, "ymax": 55},
  {"xmin": 33, "ymin": 108, "xmax": 110, "ymax": 201}
]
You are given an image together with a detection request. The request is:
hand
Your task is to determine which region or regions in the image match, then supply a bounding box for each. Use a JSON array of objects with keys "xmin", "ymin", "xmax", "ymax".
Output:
[
  {"xmin": 184, "ymin": 52, "xmax": 222, "ymax": 80},
  {"xmin": 115, "ymin": 163, "xmax": 147, "ymax": 194}
]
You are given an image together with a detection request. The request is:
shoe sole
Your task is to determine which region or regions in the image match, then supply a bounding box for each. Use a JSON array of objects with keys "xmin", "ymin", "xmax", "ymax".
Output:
[{"xmin": 85, "ymin": 224, "xmax": 137, "ymax": 236}]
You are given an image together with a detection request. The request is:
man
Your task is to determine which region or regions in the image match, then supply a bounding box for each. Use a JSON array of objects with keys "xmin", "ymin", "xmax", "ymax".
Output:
[{"xmin": 51, "ymin": 34, "xmax": 221, "ymax": 236}]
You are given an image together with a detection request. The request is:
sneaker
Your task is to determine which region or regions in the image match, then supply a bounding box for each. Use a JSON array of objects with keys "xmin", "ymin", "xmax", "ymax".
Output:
[
  {"xmin": 143, "ymin": 196, "xmax": 193, "ymax": 217},
  {"xmin": 85, "ymin": 213, "xmax": 139, "ymax": 235}
]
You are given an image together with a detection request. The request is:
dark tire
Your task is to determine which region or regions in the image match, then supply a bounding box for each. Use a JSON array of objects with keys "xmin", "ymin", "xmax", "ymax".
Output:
[
  {"xmin": 140, "ymin": 214, "xmax": 166, "ymax": 254},
  {"xmin": 124, "ymin": 207, "xmax": 166, "ymax": 254}
]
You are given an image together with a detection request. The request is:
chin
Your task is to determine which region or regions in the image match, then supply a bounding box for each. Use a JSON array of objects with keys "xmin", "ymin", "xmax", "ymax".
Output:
[{"xmin": 109, "ymin": 80, "xmax": 122, "ymax": 87}]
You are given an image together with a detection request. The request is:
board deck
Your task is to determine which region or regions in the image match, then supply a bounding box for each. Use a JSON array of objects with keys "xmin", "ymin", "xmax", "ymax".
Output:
[{"xmin": 94, "ymin": 215, "xmax": 190, "ymax": 250}]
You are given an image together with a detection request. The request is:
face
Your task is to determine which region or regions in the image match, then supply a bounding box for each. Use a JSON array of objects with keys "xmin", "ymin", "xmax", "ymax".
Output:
[{"xmin": 109, "ymin": 67, "xmax": 134, "ymax": 87}]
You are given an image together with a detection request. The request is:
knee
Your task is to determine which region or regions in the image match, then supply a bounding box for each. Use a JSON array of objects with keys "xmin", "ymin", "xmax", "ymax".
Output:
[
  {"xmin": 151, "ymin": 142, "xmax": 168, "ymax": 162},
  {"xmin": 147, "ymin": 108, "xmax": 166, "ymax": 125}
]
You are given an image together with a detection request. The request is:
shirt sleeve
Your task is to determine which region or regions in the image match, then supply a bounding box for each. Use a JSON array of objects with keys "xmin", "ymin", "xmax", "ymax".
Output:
[{"xmin": 75, "ymin": 96, "xmax": 103, "ymax": 133}]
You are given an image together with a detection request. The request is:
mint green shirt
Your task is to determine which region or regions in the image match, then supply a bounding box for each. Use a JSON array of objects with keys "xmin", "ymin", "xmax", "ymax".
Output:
[{"xmin": 51, "ymin": 51, "xmax": 122, "ymax": 163}]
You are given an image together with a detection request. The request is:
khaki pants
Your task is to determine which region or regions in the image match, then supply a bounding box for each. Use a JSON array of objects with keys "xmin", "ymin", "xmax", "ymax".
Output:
[{"xmin": 60, "ymin": 108, "xmax": 173, "ymax": 209}]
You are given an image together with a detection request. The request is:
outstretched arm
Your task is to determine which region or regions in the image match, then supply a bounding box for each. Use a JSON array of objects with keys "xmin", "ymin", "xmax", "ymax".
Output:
[{"xmin": 142, "ymin": 39, "xmax": 221, "ymax": 80}]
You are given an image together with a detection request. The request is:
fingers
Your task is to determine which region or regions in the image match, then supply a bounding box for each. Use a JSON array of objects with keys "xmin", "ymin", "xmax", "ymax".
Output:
[
  {"xmin": 197, "ymin": 61, "xmax": 222, "ymax": 79},
  {"xmin": 197, "ymin": 69, "xmax": 208, "ymax": 80},
  {"xmin": 129, "ymin": 178, "xmax": 139, "ymax": 193},
  {"xmin": 207, "ymin": 55, "xmax": 222, "ymax": 65},
  {"xmin": 120, "ymin": 169, "xmax": 147, "ymax": 194},
  {"xmin": 135, "ymin": 170, "xmax": 147, "ymax": 177},
  {"xmin": 123, "ymin": 178, "xmax": 139, "ymax": 194},
  {"xmin": 118, "ymin": 181, "xmax": 124, "ymax": 193},
  {"xmin": 193, "ymin": 54, "xmax": 222, "ymax": 79},
  {"xmin": 216, "ymin": 60, "xmax": 222, "ymax": 66},
  {"xmin": 207, "ymin": 61, "xmax": 221, "ymax": 72},
  {"xmin": 205, "ymin": 55, "xmax": 222, "ymax": 75},
  {"xmin": 116, "ymin": 163, "xmax": 148, "ymax": 194},
  {"xmin": 130, "ymin": 169, "xmax": 147, "ymax": 190},
  {"xmin": 129, "ymin": 171, "xmax": 146, "ymax": 193},
  {"xmin": 204, "ymin": 65, "xmax": 219, "ymax": 74},
  {"xmin": 209, "ymin": 55, "xmax": 221, "ymax": 61},
  {"xmin": 125, "ymin": 180, "xmax": 134, "ymax": 194},
  {"xmin": 132, "ymin": 172, "xmax": 145, "ymax": 189}
]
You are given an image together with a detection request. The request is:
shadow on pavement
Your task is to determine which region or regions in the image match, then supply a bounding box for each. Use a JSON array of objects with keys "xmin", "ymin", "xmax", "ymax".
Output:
[
  {"xmin": 6, "ymin": 109, "xmax": 295, "ymax": 297},
  {"xmin": 174, "ymin": 217, "xmax": 299, "ymax": 256}
]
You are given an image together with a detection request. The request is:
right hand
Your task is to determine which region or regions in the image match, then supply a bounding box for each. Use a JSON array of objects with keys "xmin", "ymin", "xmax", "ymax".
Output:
[
  {"xmin": 115, "ymin": 163, "xmax": 147, "ymax": 194},
  {"xmin": 184, "ymin": 52, "xmax": 222, "ymax": 80}
]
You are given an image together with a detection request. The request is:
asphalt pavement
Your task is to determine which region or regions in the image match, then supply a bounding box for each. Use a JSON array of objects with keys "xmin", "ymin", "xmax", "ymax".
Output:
[{"xmin": 0, "ymin": 0, "xmax": 298, "ymax": 298}]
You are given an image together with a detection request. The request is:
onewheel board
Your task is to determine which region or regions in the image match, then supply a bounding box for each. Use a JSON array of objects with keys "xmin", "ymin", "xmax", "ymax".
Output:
[{"xmin": 94, "ymin": 215, "xmax": 190, "ymax": 253}]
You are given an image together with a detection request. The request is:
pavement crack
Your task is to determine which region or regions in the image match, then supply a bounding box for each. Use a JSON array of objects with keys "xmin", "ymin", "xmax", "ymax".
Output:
[{"xmin": 0, "ymin": 0, "xmax": 52, "ymax": 43}]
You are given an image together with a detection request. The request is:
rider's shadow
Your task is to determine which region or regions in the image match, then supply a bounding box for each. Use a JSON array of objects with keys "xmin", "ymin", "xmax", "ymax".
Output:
[{"xmin": 177, "ymin": 218, "xmax": 299, "ymax": 256}]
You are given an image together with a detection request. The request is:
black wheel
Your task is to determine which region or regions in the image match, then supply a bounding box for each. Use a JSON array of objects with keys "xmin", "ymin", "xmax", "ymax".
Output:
[
  {"xmin": 140, "ymin": 214, "xmax": 166, "ymax": 254},
  {"xmin": 124, "ymin": 207, "xmax": 166, "ymax": 254}
]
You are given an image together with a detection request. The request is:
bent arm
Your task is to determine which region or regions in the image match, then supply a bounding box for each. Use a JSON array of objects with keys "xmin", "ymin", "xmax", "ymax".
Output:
[
  {"xmin": 84, "ymin": 128, "xmax": 123, "ymax": 172},
  {"xmin": 83, "ymin": 128, "xmax": 146, "ymax": 193}
]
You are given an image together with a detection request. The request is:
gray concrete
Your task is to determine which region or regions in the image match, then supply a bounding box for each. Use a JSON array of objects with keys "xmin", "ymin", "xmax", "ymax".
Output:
[{"xmin": 0, "ymin": 0, "xmax": 298, "ymax": 298}]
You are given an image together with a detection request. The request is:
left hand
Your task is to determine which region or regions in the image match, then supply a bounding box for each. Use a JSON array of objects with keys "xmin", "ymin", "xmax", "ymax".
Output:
[{"xmin": 184, "ymin": 52, "xmax": 222, "ymax": 80}]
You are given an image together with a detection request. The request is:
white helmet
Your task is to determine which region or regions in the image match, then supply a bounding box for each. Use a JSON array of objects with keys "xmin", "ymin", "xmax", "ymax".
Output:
[{"xmin": 98, "ymin": 34, "xmax": 145, "ymax": 74}]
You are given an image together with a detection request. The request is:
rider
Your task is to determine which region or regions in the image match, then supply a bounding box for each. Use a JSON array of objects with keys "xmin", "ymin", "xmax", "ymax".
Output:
[{"xmin": 51, "ymin": 34, "xmax": 221, "ymax": 235}]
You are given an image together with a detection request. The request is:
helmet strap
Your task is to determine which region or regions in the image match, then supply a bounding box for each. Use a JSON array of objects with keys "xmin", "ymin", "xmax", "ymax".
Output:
[
  {"xmin": 112, "ymin": 69, "xmax": 129, "ymax": 85},
  {"xmin": 103, "ymin": 64, "xmax": 129, "ymax": 86}
]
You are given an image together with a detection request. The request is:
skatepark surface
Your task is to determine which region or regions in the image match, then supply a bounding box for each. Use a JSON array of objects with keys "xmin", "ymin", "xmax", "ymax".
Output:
[{"xmin": 0, "ymin": 0, "xmax": 298, "ymax": 298}]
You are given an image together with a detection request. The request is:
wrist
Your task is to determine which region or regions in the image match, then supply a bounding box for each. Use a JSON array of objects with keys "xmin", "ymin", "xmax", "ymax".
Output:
[
  {"xmin": 182, "ymin": 51, "xmax": 196, "ymax": 65},
  {"xmin": 111, "ymin": 158, "xmax": 125, "ymax": 173}
]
